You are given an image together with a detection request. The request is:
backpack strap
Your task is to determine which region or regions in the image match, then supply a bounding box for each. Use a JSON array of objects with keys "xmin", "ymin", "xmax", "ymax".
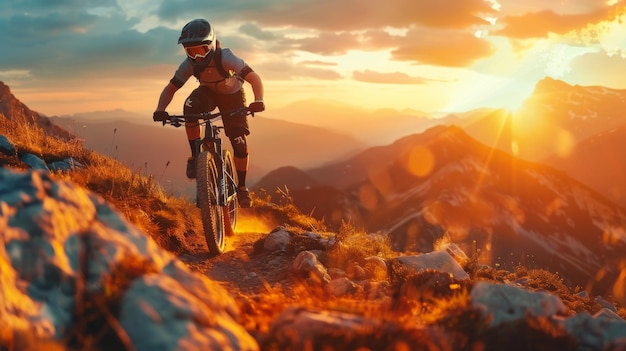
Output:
[
  {"xmin": 191, "ymin": 47, "xmax": 231, "ymax": 80},
  {"xmin": 213, "ymin": 47, "xmax": 231, "ymax": 79}
]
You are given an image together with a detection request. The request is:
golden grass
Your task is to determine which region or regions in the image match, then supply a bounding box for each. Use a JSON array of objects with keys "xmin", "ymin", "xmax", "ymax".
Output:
[{"xmin": 0, "ymin": 115, "xmax": 202, "ymax": 256}]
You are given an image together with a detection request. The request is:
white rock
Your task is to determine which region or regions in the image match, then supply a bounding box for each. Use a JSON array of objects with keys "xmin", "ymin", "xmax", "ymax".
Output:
[
  {"xmin": 395, "ymin": 251, "xmax": 469, "ymax": 280},
  {"xmin": 263, "ymin": 229, "xmax": 292, "ymax": 252},
  {"xmin": 471, "ymin": 281, "xmax": 567, "ymax": 326},
  {"xmin": 292, "ymin": 251, "xmax": 330, "ymax": 284}
]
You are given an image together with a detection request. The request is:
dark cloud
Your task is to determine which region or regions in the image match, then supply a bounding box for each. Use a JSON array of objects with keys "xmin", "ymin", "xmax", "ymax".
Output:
[
  {"xmin": 154, "ymin": 0, "xmax": 267, "ymax": 23},
  {"xmin": 239, "ymin": 23, "xmax": 279, "ymax": 41},
  {"xmin": 2, "ymin": 12, "xmax": 100, "ymax": 39},
  {"xmin": 224, "ymin": 0, "xmax": 499, "ymax": 66},
  {"xmin": 149, "ymin": 0, "xmax": 499, "ymax": 67},
  {"xmin": 0, "ymin": 11, "xmax": 180, "ymax": 79},
  {"xmin": 248, "ymin": 0, "xmax": 497, "ymax": 31},
  {"xmin": 2, "ymin": 0, "xmax": 119, "ymax": 14},
  {"xmin": 0, "ymin": 0, "xmax": 190, "ymax": 83}
]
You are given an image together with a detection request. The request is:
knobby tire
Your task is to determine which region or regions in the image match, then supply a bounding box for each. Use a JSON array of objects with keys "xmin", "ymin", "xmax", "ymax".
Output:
[
  {"xmin": 196, "ymin": 151, "xmax": 225, "ymax": 254},
  {"xmin": 222, "ymin": 150, "xmax": 238, "ymax": 237}
]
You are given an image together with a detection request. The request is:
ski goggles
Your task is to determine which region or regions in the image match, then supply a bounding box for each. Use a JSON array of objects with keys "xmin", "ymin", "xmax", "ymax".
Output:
[{"xmin": 184, "ymin": 44, "xmax": 213, "ymax": 59}]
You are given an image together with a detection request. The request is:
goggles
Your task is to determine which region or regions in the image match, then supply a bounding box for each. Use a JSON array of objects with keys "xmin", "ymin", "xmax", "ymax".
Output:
[{"xmin": 184, "ymin": 44, "xmax": 213, "ymax": 59}]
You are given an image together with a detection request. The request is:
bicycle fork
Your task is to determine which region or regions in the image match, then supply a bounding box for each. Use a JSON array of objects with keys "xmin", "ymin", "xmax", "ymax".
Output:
[{"xmin": 212, "ymin": 135, "xmax": 228, "ymax": 206}]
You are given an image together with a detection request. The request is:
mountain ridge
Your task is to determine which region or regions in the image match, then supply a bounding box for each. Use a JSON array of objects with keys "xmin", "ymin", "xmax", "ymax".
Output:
[{"xmin": 256, "ymin": 122, "xmax": 626, "ymax": 294}]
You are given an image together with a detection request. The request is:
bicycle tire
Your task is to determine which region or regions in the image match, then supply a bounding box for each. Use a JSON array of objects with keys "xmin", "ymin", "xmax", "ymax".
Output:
[
  {"xmin": 222, "ymin": 150, "xmax": 238, "ymax": 236},
  {"xmin": 196, "ymin": 151, "xmax": 225, "ymax": 254}
]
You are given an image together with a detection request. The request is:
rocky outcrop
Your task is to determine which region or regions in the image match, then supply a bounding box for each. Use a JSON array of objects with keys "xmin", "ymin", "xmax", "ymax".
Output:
[
  {"xmin": 0, "ymin": 168, "xmax": 258, "ymax": 350},
  {"xmin": 260, "ymin": 227, "xmax": 626, "ymax": 351},
  {"xmin": 0, "ymin": 133, "xmax": 81, "ymax": 172}
]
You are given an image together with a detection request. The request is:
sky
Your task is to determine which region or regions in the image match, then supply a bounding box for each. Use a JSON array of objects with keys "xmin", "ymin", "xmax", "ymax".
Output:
[{"xmin": 1, "ymin": 0, "xmax": 626, "ymax": 117}]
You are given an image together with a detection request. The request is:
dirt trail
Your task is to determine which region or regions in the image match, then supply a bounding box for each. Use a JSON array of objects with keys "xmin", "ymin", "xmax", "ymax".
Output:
[{"xmin": 180, "ymin": 212, "xmax": 295, "ymax": 295}]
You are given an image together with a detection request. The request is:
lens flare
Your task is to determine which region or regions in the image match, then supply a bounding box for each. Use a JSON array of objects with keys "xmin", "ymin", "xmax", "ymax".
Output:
[
  {"xmin": 367, "ymin": 167, "xmax": 393, "ymax": 195},
  {"xmin": 358, "ymin": 183, "xmax": 379, "ymax": 210},
  {"xmin": 613, "ymin": 262, "xmax": 626, "ymax": 306},
  {"xmin": 406, "ymin": 145, "xmax": 435, "ymax": 178},
  {"xmin": 554, "ymin": 129, "xmax": 575, "ymax": 158}
]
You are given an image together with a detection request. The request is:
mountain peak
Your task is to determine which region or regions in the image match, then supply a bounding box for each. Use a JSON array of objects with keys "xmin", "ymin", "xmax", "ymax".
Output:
[
  {"xmin": 533, "ymin": 77, "xmax": 573, "ymax": 94},
  {"xmin": 0, "ymin": 81, "xmax": 38, "ymax": 124},
  {"xmin": 0, "ymin": 81, "xmax": 11, "ymax": 96},
  {"xmin": 0, "ymin": 81, "xmax": 74, "ymax": 139}
]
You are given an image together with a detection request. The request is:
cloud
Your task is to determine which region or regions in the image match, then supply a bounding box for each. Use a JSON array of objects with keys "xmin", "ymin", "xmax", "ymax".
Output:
[
  {"xmin": 256, "ymin": 58, "xmax": 342, "ymax": 80},
  {"xmin": 352, "ymin": 70, "xmax": 431, "ymax": 84},
  {"xmin": 289, "ymin": 32, "xmax": 371, "ymax": 56},
  {"xmin": 4, "ymin": 0, "xmax": 626, "ymax": 110},
  {"xmin": 239, "ymin": 23, "xmax": 279, "ymax": 41},
  {"xmin": 298, "ymin": 60, "xmax": 338, "ymax": 67},
  {"xmin": 562, "ymin": 51, "xmax": 626, "ymax": 87},
  {"xmin": 248, "ymin": 0, "xmax": 497, "ymax": 31},
  {"xmin": 495, "ymin": 9, "xmax": 614, "ymax": 39},
  {"xmin": 154, "ymin": 0, "xmax": 265, "ymax": 23},
  {"xmin": 390, "ymin": 28, "xmax": 495, "ymax": 67},
  {"xmin": 0, "ymin": 2, "xmax": 184, "ymax": 81}
]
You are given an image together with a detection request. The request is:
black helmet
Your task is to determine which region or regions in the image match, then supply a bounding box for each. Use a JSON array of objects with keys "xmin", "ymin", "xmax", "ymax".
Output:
[{"xmin": 178, "ymin": 19, "xmax": 216, "ymax": 46}]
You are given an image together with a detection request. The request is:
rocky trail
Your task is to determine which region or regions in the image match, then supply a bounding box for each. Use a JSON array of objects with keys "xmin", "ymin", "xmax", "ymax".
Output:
[{"xmin": 182, "ymin": 230, "xmax": 291, "ymax": 295}]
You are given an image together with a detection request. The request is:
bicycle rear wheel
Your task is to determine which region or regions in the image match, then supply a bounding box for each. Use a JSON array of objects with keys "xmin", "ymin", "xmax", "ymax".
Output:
[
  {"xmin": 222, "ymin": 150, "xmax": 238, "ymax": 236},
  {"xmin": 196, "ymin": 151, "xmax": 225, "ymax": 254}
]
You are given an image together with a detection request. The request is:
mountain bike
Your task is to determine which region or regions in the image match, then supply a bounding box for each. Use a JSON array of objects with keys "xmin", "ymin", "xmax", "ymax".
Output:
[{"xmin": 154, "ymin": 107, "xmax": 253, "ymax": 255}]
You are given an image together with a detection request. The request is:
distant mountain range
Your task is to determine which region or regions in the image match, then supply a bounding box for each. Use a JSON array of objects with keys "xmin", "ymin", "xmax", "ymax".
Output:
[{"xmin": 50, "ymin": 111, "xmax": 369, "ymax": 197}]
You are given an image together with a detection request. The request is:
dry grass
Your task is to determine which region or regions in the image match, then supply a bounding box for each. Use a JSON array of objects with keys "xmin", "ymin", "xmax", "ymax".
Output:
[
  {"xmin": 0, "ymin": 115, "xmax": 202, "ymax": 256},
  {"xmin": 249, "ymin": 189, "xmax": 327, "ymax": 233}
]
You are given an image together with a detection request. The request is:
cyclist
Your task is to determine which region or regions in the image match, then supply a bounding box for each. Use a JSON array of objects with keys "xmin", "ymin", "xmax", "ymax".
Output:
[{"xmin": 153, "ymin": 18, "xmax": 265, "ymax": 208}]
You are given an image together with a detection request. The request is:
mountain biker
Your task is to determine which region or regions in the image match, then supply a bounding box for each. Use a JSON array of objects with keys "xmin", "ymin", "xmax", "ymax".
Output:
[{"xmin": 153, "ymin": 18, "xmax": 265, "ymax": 208}]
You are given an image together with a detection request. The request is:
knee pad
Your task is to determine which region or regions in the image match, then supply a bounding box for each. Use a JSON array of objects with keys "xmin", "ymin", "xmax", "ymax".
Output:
[
  {"xmin": 184, "ymin": 88, "xmax": 217, "ymax": 114},
  {"xmin": 230, "ymin": 134, "xmax": 248, "ymax": 158}
]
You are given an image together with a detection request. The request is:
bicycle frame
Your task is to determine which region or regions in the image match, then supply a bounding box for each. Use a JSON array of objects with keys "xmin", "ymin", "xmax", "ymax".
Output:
[
  {"xmin": 157, "ymin": 107, "xmax": 253, "ymax": 254},
  {"xmin": 165, "ymin": 108, "xmax": 249, "ymax": 204},
  {"xmin": 193, "ymin": 115, "xmax": 235, "ymax": 207}
]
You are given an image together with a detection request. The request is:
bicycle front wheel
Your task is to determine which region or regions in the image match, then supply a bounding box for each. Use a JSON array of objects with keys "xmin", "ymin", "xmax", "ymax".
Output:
[
  {"xmin": 222, "ymin": 150, "xmax": 238, "ymax": 237},
  {"xmin": 196, "ymin": 151, "xmax": 225, "ymax": 254}
]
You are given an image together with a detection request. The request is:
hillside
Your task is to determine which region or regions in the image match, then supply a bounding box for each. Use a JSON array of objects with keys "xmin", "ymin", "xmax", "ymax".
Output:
[
  {"xmin": 255, "ymin": 123, "xmax": 626, "ymax": 296},
  {"xmin": 1, "ymin": 81, "xmax": 626, "ymax": 350},
  {"xmin": 545, "ymin": 122, "xmax": 626, "ymax": 209}
]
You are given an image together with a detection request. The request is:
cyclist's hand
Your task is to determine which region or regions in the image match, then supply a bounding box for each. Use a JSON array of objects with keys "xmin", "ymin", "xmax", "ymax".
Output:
[
  {"xmin": 153, "ymin": 111, "xmax": 169, "ymax": 123},
  {"xmin": 248, "ymin": 100, "xmax": 265, "ymax": 113}
]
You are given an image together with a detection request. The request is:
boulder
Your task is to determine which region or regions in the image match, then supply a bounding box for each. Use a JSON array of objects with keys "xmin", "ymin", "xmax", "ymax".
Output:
[{"xmin": 0, "ymin": 168, "xmax": 258, "ymax": 350}]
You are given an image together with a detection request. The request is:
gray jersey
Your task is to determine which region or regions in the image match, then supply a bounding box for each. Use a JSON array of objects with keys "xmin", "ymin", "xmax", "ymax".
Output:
[{"xmin": 173, "ymin": 48, "xmax": 247, "ymax": 94}]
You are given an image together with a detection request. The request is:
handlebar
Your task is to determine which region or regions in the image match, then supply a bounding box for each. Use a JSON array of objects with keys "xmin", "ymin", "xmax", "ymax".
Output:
[{"xmin": 153, "ymin": 106, "xmax": 255, "ymax": 126}]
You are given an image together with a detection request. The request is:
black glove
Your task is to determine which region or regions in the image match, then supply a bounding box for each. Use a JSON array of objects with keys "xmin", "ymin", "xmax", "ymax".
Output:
[
  {"xmin": 248, "ymin": 100, "xmax": 265, "ymax": 113},
  {"xmin": 153, "ymin": 110, "xmax": 169, "ymax": 122}
]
